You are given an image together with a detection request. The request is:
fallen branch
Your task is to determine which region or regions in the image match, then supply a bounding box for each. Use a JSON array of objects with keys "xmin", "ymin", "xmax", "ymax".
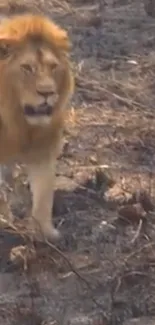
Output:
[{"xmin": 131, "ymin": 218, "xmax": 143, "ymax": 244}]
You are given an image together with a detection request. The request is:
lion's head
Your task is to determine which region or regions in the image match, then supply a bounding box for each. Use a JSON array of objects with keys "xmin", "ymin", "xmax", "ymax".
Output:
[{"xmin": 0, "ymin": 14, "xmax": 74, "ymax": 128}]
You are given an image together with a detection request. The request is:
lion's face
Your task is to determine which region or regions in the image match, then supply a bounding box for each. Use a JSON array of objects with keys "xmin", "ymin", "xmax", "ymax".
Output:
[
  {"xmin": 0, "ymin": 14, "xmax": 73, "ymax": 127},
  {"xmin": 2, "ymin": 40, "xmax": 70, "ymax": 126}
]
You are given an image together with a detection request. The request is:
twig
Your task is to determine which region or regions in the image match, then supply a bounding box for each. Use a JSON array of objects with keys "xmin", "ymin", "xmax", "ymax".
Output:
[
  {"xmin": 28, "ymin": 218, "xmax": 104, "ymax": 311},
  {"xmin": 45, "ymin": 239, "xmax": 105, "ymax": 311},
  {"xmin": 124, "ymin": 242, "xmax": 155, "ymax": 263},
  {"xmin": 114, "ymin": 270, "xmax": 148, "ymax": 295},
  {"xmin": 75, "ymin": 164, "xmax": 110, "ymax": 170},
  {"xmin": 130, "ymin": 218, "xmax": 143, "ymax": 244},
  {"xmin": 77, "ymin": 76, "xmax": 153, "ymax": 110},
  {"xmin": 73, "ymin": 164, "xmax": 155, "ymax": 175}
]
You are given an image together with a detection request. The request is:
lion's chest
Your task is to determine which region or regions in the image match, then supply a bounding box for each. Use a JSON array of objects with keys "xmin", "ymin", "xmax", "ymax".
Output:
[{"xmin": 19, "ymin": 124, "xmax": 62, "ymax": 162}]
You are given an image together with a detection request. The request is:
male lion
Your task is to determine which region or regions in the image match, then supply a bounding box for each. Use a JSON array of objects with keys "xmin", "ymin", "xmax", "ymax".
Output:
[{"xmin": 0, "ymin": 13, "xmax": 74, "ymax": 240}]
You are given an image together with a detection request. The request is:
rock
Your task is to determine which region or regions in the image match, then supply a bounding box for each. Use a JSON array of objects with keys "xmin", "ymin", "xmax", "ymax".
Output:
[
  {"xmin": 95, "ymin": 169, "xmax": 115, "ymax": 190},
  {"xmin": 89, "ymin": 155, "xmax": 98, "ymax": 164},
  {"xmin": 105, "ymin": 184, "xmax": 132, "ymax": 205},
  {"xmin": 55, "ymin": 176, "xmax": 77, "ymax": 191},
  {"xmin": 133, "ymin": 189, "xmax": 154, "ymax": 212},
  {"xmin": 118, "ymin": 203, "xmax": 146, "ymax": 223},
  {"xmin": 74, "ymin": 171, "xmax": 91, "ymax": 186},
  {"xmin": 10, "ymin": 245, "xmax": 36, "ymax": 270}
]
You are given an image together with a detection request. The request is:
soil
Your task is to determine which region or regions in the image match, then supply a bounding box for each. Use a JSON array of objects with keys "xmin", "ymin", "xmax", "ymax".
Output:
[{"xmin": 1, "ymin": 0, "xmax": 155, "ymax": 324}]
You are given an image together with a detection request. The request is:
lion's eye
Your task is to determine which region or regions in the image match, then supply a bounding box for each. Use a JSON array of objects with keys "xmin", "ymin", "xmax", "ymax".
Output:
[
  {"xmin": 50, "ymin": 61, "xmax": 58, "ymax": 70},
  {"xmin": 0, "ymin": 43, "xmax": 11, "ymax": 59},
  {"xmin": 21, "ymin": 64, "xmax": 34, "ymax": 73}
]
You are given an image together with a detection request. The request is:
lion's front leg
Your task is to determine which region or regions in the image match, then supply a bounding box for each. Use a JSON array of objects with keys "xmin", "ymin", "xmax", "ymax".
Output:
[{"xmin": 27, "ymin": 154, "xmax": 60, "ymax": 241}]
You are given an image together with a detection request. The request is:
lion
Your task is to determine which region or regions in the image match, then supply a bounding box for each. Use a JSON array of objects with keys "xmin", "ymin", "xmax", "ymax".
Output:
[{"xmin": 0, "ymin": 13, "xmax": 74, "ymax": 241}]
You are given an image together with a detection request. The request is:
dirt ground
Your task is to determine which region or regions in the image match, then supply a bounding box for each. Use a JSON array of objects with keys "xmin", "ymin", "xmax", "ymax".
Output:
[{"xmin": 1, "ymin": 0, "xmax": 155, "ymax": 324}]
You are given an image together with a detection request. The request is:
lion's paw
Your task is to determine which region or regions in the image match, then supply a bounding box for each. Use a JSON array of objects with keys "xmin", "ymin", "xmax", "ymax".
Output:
[
  {"xmin": 42, "ymin": 225, "xmax": 61, "ymax": 242},
  {"xmin": 28, "ymin": 219, "xmax": 61, "ymax": 242}
]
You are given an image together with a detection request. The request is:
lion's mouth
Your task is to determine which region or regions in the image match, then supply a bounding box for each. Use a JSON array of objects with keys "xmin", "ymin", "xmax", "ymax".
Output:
[{"xmin": 24, "ymin": 103, "xmax": 53, "ymax": 117}]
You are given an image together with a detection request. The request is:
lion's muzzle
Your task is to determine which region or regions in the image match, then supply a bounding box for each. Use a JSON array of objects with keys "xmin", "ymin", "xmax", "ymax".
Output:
[
  {"xmin": 24, "ymin": 103, "xmax": 53, "ymax": 117},
  {"xmin": 23, "ymin": 102, "xmax": 55, "ymax": 126}
]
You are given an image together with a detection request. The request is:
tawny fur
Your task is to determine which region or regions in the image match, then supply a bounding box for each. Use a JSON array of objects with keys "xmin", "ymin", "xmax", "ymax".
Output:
[{"xmin": 0, "ymin": 14, "xmax": 74, "ymax": 240}]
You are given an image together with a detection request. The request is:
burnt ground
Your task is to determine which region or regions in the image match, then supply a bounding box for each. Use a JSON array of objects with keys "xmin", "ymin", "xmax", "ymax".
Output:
[{"xmin": 1, "ymin": 0, "xmax": 155, "ymax": 324}]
